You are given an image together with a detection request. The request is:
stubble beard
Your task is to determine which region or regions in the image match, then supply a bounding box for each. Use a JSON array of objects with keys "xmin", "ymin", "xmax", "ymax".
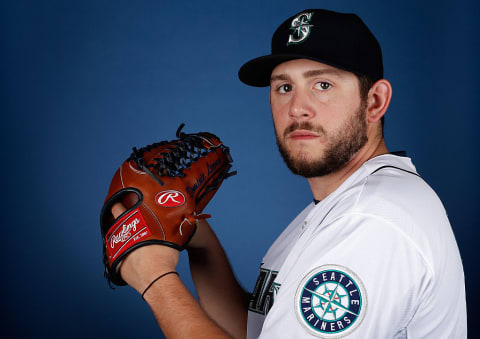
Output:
[{"xmin": 275, "ymin": 100, "xmax": 368, "ymax": 178}]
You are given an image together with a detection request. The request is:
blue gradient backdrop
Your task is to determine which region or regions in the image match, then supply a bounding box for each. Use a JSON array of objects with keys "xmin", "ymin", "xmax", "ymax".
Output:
[{"xmin": 2, "ymin": 1, "xmax": 478, "ymax": 337}]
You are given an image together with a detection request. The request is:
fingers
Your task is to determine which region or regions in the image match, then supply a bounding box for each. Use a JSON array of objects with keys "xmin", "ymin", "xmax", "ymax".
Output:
[
  {"xmin": 111, "ymin": 192, "xmax": 139, "ymax": 219},
  {"xmin": 111, "ymin": 202, "xmax": 127, "ymax": 219}
]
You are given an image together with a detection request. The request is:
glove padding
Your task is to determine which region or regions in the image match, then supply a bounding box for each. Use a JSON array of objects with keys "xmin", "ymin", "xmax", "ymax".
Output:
[{"xmin": 100, "ymin": 124, "xmax": 236, "ymax": 286}]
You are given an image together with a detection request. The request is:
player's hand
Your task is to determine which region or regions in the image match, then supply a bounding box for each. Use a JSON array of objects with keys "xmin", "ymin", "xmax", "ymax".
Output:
[
  {"xmin": 186, "ymin": 219, "xmax": 217, "ymax": 250},
  {"xmin": 111, "ymin": 202, "xmax": 180, "ymax": 294}
]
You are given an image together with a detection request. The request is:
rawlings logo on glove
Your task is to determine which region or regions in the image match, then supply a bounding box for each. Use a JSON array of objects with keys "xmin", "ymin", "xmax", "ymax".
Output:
[
  {"xmin": 156, "ymin": 190, "xmax": 186, "ymax": 207},
  {"xmin": 100, "ymin": 124, "xmax": 236, "ymax": 286},
  {"xmin": 106, "ymin": 208, "xmax": 151, "ymax": 260}
]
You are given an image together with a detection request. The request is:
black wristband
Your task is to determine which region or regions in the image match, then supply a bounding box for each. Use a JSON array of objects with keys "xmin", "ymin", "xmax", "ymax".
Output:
[{"xmin": 141, "ymin": 271, "xmax": 179, "ymax": 300}]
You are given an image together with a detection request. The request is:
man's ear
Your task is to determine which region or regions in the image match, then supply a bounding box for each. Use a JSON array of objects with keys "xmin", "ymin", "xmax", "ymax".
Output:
[{"xmin": 366, "ymin": 79, "xmax": 392, "ymax": 123}]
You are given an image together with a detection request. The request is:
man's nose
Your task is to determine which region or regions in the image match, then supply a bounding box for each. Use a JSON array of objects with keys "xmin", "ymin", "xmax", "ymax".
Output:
[{"xmin": 288, "ymin": 90, "xmax": 315, "ymax": 121}]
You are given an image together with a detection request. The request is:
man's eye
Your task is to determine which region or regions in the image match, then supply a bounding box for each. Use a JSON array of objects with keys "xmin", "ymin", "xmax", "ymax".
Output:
[
  {"xmin": 278, "ymin": 84, "xmax": 293, "ymax": 93},
  {"xmin": 315, "ymin": 82, "xmax": 331, "ymax": 90}
]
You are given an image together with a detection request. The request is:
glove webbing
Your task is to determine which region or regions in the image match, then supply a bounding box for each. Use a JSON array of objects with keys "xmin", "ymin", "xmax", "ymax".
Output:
[{"xmin": 128, "ymin": 124, "xmax": 224, "ymax": 186}]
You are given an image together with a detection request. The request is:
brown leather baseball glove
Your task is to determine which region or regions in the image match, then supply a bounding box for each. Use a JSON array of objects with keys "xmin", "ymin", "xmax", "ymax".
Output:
[{"xmin": 100, "ymin": 124, "xmax": 236, "ymax": 286}]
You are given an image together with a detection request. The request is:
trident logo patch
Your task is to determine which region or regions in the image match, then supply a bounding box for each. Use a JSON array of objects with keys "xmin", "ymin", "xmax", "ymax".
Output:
[{"xmin": 288, "ymin": 12, "xmax": 314, "ymax": 46}]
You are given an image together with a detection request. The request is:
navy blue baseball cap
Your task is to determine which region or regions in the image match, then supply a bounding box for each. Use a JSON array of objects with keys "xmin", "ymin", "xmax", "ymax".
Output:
[{"xmin": 238, "ymin": 9, "xmax": 383, "ymax": 87}]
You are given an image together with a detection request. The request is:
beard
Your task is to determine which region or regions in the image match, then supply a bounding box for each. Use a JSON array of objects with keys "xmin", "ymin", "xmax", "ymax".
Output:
[{"xmin": 275, "ymin": 100, "xmax": 368, "ymax": 178}]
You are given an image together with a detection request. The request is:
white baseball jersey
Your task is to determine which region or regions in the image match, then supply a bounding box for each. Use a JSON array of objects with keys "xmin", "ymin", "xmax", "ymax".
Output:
[{"xmin": 247, "ymin": 153, "xmax": 466, "ymax": 338}]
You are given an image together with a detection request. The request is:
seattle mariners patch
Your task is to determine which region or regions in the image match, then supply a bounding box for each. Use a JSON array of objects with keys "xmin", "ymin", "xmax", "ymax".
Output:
[{"xmin": 295, "ymin": 265, "xmax": 367, "ymax": 338}]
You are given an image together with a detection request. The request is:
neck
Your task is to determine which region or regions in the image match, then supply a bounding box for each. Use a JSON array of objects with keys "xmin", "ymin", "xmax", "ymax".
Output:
[{"xmin": 308, "ymin": 138, "xmax": 388, "ymax": 201}]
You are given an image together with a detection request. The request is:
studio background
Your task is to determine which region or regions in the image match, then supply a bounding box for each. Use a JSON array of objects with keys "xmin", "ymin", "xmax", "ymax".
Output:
[{"xmin": 2, "ymin": 0, "xmax": 478, "ymax": 337}]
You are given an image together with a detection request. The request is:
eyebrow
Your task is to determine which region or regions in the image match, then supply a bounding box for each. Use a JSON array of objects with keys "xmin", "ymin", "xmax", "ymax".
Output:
[
  {"xmin": 270, "ymin": 68, "xmax": 345, "ymax": 83},
  {"xmin": 303, "ymin": 69, "xmax": 345, "ymax": 78}
]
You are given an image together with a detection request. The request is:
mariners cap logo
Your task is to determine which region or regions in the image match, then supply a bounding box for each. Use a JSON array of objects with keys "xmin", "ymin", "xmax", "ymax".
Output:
[
  {"xmin": 295, "ymin": 265, "xmax": 367, "ymax": 337},
  {"xmin": 287, "ymin": 11, "xmax": 314, "ymax": 45}
]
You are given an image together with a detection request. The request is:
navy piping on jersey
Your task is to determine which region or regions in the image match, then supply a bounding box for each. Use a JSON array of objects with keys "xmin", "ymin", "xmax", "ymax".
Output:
[
  {"xmin": 312, "ymin": 152, "xmax": 418, "ymax": 205},
  {"xmin": 369, "ymin": 151, "xmax": 421, "ymax": 178},
  {"xmin": 370, "ymin": 165, "xmax": 420, "ymax": 178}
]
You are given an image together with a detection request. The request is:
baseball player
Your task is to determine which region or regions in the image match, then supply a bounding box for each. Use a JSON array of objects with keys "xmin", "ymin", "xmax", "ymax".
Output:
[{"xmin": 106, "ymin": 8, "xmax": 467, "ymax": 338}]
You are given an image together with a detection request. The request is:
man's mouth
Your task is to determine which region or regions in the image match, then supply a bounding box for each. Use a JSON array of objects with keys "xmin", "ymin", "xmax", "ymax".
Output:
[{"xmin": 287, "ymin": 130, "xmax": 320, "ymax": 140}]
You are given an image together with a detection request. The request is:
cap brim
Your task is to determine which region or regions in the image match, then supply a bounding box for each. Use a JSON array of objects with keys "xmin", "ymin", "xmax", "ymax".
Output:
[
  {"xmin": 238, "ymin": 55, "xmax": 297, "ymax": 87},
  {"xmin": 239, "ymin": 54, "xmax": 358, "ymax": 87}
]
